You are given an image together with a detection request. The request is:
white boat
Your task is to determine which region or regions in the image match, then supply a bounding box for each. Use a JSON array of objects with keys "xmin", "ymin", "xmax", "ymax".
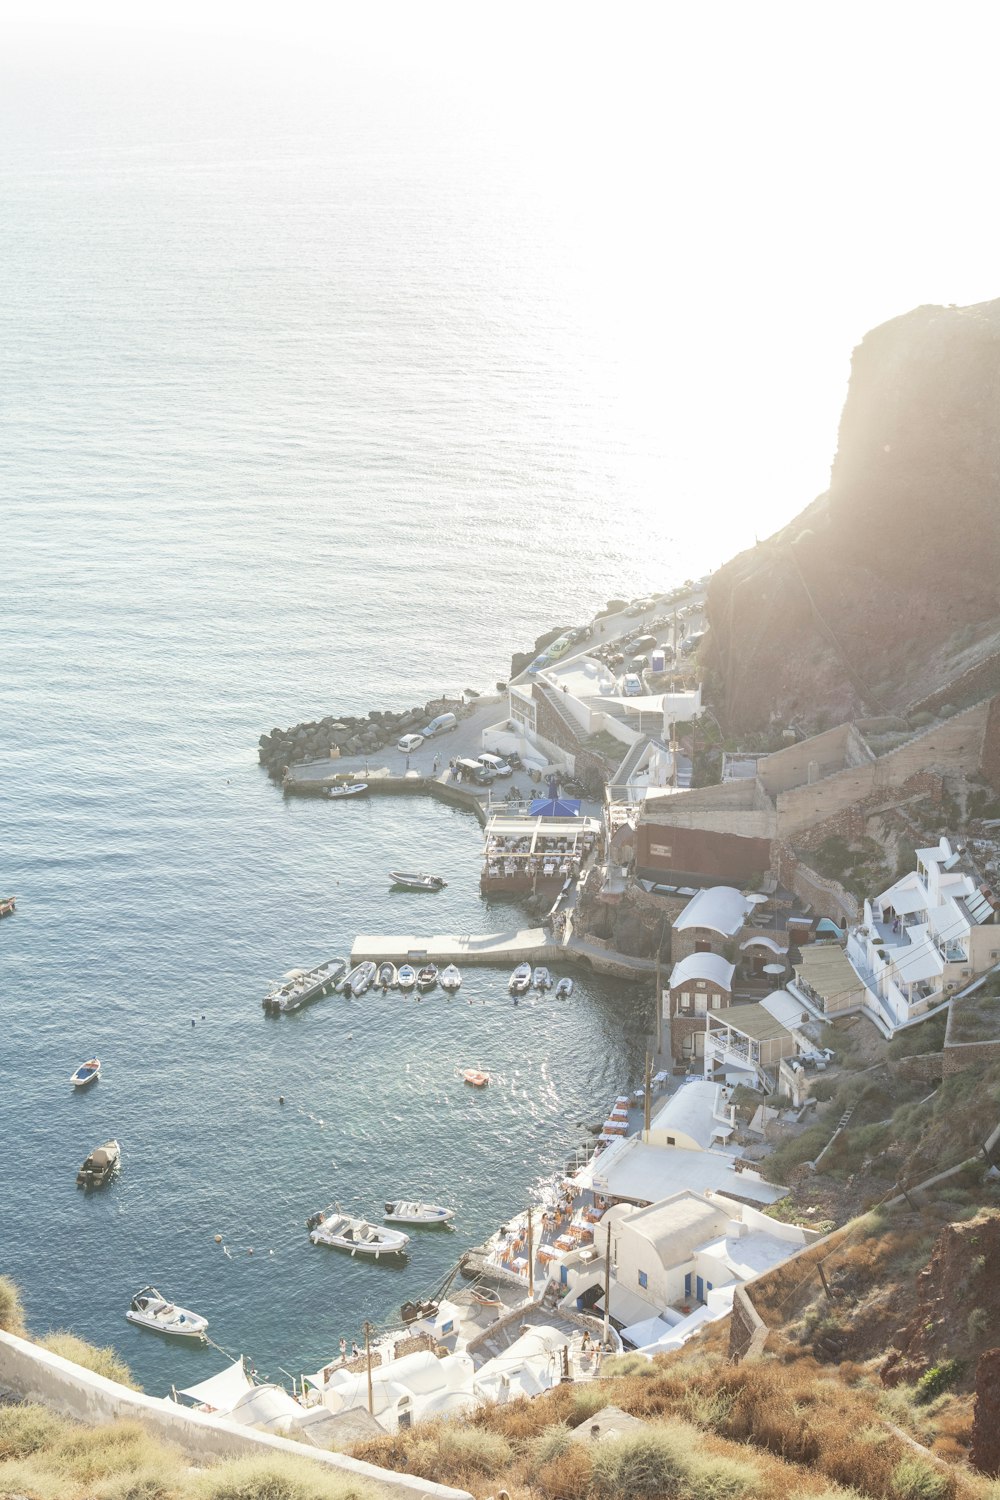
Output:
[
  {"xmin": 532, "ymin": 967, "xmax": 552, "ymax": 990},
  {"xmin": 439, "ymin": 964, "xmax": 462, "ymax": 992},
  {"xmin": 325, "ymin": 782, "xmax": 368, "ymax": 799},
  {"xmin": 508, "ymin": 964, "xmax": 531, "ymax": 995},
  {"xmin": 347, "ymin": 961, "xmax": 377, "ymax": 997},
  {"xmin": 76, "ymin": 1139, "xmax": 120, "ymax": 1190},
  {"xmin": 70, "ymin": 1058, "xmax": 101, "ymax": 1088},
  {"xmin": 389, "ymin": 871, "xmax": 447, "ymax": 891},
  {"xmin": 397, "ymin": 964, "xmax": 417, "ymax": 991},
  {"xmin": 262, "ymin": 957, "xmax": 347, "ymax": 1013},
  {"xmin": 125, "ymin": 1286, "xmax": 208, "ymax": 1339},
  {"xmin": 308, "ymin": 1210, "xmax": 409, "ymax": 1258},
  {"xmin": 554, "ymin": 976, "xmax": 574, "ymax": 999},
  {"xmin": 384, "ymin": 1200, "xmax": 455, "ymax": 1225},
  {"xmin": 376, "ymin": 962, "xmax": 397, "ymax": 991}
]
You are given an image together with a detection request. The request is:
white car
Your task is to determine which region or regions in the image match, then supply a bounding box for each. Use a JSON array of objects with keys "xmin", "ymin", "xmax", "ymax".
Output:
[
  {"xmin": 397, "ymin": 733, "xmax": 425, "ymax": 753},
  {"xmin": 478, "ymin": 753, "xmax": 512, "ymax": 777}
]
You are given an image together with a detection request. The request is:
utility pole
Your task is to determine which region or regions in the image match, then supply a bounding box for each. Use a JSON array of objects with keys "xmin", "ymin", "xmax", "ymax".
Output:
[
  {"xmin": 603, "ymin": 1221, "xmax": 612, "ymax": 1346},
  {"xmin": 655, "ymin": 949, "xmax": 663, "ymax": 1056},
  {"xmin": 526, "ymin": 1207, "xmax": 534, "ymax": 1298},
  {"xmin": 363, "ymin": 1321, "xmax": 374, "ymax": 1414},
  {"xmin": 644, "ymin": 1051, "xmax": 652, "ymax": 1136}
]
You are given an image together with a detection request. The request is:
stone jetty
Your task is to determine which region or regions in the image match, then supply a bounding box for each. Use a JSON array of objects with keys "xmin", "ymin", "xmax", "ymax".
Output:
[{"xmin": 258, "ymin": 695, "xmax": 470, "ymax": 778}]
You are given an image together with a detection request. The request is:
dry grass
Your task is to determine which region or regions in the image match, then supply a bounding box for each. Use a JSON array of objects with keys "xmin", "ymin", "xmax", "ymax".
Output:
[
  {"xmin": 191, "ymin": 1453, "xmax": 375, "ymax": 1500},
  {"xmin": 0, "ymin": 1272, "xmax": 27, "ymax": 1335},
  {"xmin": 41, "ymin": 1329, "xmax": 142, "ymax": 1389}
]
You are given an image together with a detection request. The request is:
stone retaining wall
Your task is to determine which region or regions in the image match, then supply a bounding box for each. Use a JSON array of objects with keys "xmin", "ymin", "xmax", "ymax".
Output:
[{"xmin": 770, "ymin": 841, "xmax": 858, "ymax": 923}]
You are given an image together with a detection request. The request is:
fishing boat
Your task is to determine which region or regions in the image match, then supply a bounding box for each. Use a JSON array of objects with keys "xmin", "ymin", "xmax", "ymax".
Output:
[
  {"xmin": 508, "ymin": 964, "xmax": 531, "ymax": 995},
  {"xmin": 397, "ymin": 964, "xmax": 417, "ymax": 991},
  {"xmin": 324, "ymin": 782, "xmax": 368, "ymax": 799},
  {"xmin": 308, "ymin": 1209, "xmax": 409, "ymax": 1258},
  {"xmin": 70, "ymin": 1059, "xmax": 101, "ymax": 1089},
  {"xmin": 384, "ymin": 1200, "xmax": 455, "ymax": 1225},
  {"xmin": 532, "ymin": 967, "xmax": 552, "ymax": 990},
  {"xmin": 459, "ymin": 1066, "xmax": 490, "ymax": 1088},
  {"xmin": 376, "ymin": 962, "xmax": 397, "ymax": 991},
  {"xmin": 416, "ymin": 964, "xmax": 438, "ymax": 991},
  {"xmin": 471, "ymin": 1288, "xmax": 504, "ymax": 1309},
  {"xmin": 347, "ymin": 961, "xmax": 377, "ymax": 997},
  {"xmin": 262, "ymin": 957, "xmax": 347, "ymax": 1013},
  {"xmin": 388, "ymin": 871, "xmax": 447, "ymax": 891},
  {"xmin": 439, "ymin": 964, "xmax": 462, "ymax": 992},
  {"xmin": 76, "ymin": 1139, "xmax": 120, "ymax": 1190},
  {"xmin": 125, "ymin": 1287, "xmax": 208, "ymax": 1339},
  {"xmin": 554, "ymin": 976, "xmax": 574, "ymax": 999}
]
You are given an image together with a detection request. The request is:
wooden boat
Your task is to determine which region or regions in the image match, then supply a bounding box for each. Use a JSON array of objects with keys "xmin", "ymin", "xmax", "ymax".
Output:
[
  {"xmin": 389, "ymin": 870, "xmax": 447, "ymax": 891},
  {"xmin": 508, "ymin": 964, "xmax": 531, "ymax": 995},
  {"xmin": 70, "ymin": 1059, "xmax": 101, "ymax": 1089},
  {"xmin": 397, "ymin": 964, "xmax": 417, "ymax": 991},
  {"xmin": 125, "ymin": 1286, "xmax": 208, "ymax": 1339},
  {"xmin": 376, "ymin": 962, "xmax": 397, "ymax": 991},
  {"xmin": 384, "ymin": 1200, "xmax": 455, "ymax": 1225},
  {"xmin": 554, "ymin": 977, "xmax": 574, "ymax": 999},
  {"xmin": 346, "ymin": 961, "xmax": 377, "ymax": 997},
  {"xmin": 471, "ymin": 1289, "xmax": 503, "ymax": 1308},
  {"xmin": 460, "ymin": 1066, "xmax": 490, "ymax": 1088},
  {"xmin": 532, "ymin": 967, "xmax": 552, "ymax": 990},
  {"xmin": 325, "ymin": 782, "xmax": 368, "ymax": 799},
  {"xmin": 308, "ymin": 1209, "xmax": 409, "ymax": 1258},
  {"xmin": 262, "ymin": 957, "xmax": 346, "ymax": 1013},
  {"xmin": 439, "ymin": 964, "xmax": 462, "ymax": 992},
  {"xmin": 77, "ymin": 1139, "xmax": 120, "ymax": 1190},
  {"xmin": 416, "ymin": 964, "xmax": 438, "ymax": 991},
  {"xmin": 0, "ymin": 896, "xmax": 16, "ymax": 918}
]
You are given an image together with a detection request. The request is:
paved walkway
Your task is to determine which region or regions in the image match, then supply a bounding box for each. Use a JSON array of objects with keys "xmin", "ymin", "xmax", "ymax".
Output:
[{"xmin": 350, "ymin": 929, "xmax": 561, "ymax": 965}]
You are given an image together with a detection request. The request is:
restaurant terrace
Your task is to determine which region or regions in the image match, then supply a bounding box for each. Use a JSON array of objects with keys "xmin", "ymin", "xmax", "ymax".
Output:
[{"xmin": 481, "ymin": 812, "xmax": 600, "ymax": 895}]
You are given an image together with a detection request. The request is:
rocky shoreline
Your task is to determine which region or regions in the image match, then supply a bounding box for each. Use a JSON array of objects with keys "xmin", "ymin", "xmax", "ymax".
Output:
[{"xmin": 257, "ymin": 694, "xmax": 475, "ymax": 779}]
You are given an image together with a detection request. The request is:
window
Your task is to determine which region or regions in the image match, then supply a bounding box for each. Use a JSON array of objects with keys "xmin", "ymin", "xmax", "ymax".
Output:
[
  {"xmin": 638, "ymin": 1271, "xmax": 648, "ymax": 1289},
  {"xmin": 680, "ymin": 991, "xmax": 692, "ymax": 1010},
  {"xmin": 666, "ymin": 1136, "xmax": 676, "ymax": 1146}
]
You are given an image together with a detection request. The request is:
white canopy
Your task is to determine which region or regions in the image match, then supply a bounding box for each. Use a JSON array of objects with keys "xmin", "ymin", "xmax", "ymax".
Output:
[{"xmin": 177, "ymin": 1357, "xmax": 253, "ymax": 1411}]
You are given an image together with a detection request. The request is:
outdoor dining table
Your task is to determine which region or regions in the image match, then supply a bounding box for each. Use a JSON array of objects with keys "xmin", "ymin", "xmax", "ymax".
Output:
[
  {"xmin": 603, "ymin": 1121, "xmax": 628, "ymax": 1135},
  {"xmin": 583, "ymin": 1206, "xmax": 604, "ymax": 1224},
  {"xmin": 610, "ymin": 1107, "xmax": 629, "ymax": 1119},
  {"xmin": 537, "ymin": 1245, "xmax": 558, "ymax": 1263},
  {"xmin": 554, "ymin": 1233, "xmax": 575, "ymax": 1252},
  {"xmin": 512, "ymin": 1256, "xmax": 529, "ymax": 1275},
  {"xmin": 568, "ymin": 1223, "xmax": 593, "ymax": 1242}
]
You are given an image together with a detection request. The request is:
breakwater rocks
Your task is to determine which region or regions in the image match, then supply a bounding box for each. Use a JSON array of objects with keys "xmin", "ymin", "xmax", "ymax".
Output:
[{"xmin": 258, "ymin": 696, "xmax": 469, "ymax": 778}]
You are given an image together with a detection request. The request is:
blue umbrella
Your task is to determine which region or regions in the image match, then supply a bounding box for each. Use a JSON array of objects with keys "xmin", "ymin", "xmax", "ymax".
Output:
[{"xmin": 528, "ymin": 798, "xmax": 582, "ymax": 817}]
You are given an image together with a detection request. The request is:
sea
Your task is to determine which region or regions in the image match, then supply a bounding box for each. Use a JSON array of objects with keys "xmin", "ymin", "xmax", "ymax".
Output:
[{"xmin": 1, "ymin": 35, "xmax": 717, "ymax": 1394}]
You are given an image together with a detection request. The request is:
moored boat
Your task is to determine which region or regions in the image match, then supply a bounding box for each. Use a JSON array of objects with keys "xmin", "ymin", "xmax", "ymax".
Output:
[
  {"xmin": 347, "ymin": 961, "xmax": 377, "ymax": 997},
  {"xmin": 70, "ymin": 1059, "xmax": 101, "ymax": 1089},
  {"xmin": 532, "ymin": 967, "xmax": 552, "ymax": 990},
  {"xmin": 377, "ymin": 962, "xmax": 397, "ymax": 991},
  {"xmin": 388, "ymin": 871, "xmax": 447, "ymax": 891},
  {"xmin": 554, "ymin": 976, "xmax": 574, "ymax": 999},
  {"xmin": 459, "ymin": 1065, "xmax": 490, "ymax": 1088},
  {"xmin": 0, "ymin": 895, "xmax": 16, "ymax": 918},
  {"xmin": 125, "ymin": 1286, "xmax": 208, "ymax": 1339},
  {"xmin": 416, "ymin": 963, "xmax": 438, "ymax": 991},
  {"xmin": 397, "ymin": 964, "xmax": 417, "ymax": 991},
  {"xmin": 439, "ymin": 964, "xmax": 462, "ymax": 992},
  {"xmin": 508, "ymin": 964, "xmax": 531, "ymax": 995},
  {"xmin": 76, "ymin": 1139, "xmax": 120, "ymax": 1190},
  {"xmin": 262, "ymin": 957, "xmax": 347, "ymax": 1013},
  {"xmin": 325, "ymin": 782, "xmax": 368, "ymax": 799},
  {"xmin": 308, "ymin": 1209, "xmax": 409, "ymax": 1258},
  {"xmin": 384, "ymin": 1200, "xmax": 455, "ymax": 1225}
]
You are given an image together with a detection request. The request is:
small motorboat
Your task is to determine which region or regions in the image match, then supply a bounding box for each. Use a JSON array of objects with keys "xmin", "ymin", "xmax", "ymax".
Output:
[
  {"xmin": 262, "ymin": 957, "xmax": 347, "ymax": 1013},
  {"xmin": 389, "ymin": 871, "xmax": 447, "ymax": 892},
  {"xmin": 384, "ymin": 1200, "xmax": 455, "ymax": 1225},
  {"xmin": 439, "ymin": 964, "xmax": 462, "ymax": 992},
  {"xmin": 508, "ymin": 964, "xmax": 531, "ymax": 995},
  {"xmin": 416, "ymin": 964, "xmax": 438, "ymax": 991},
  {"xmin": 325, "ymin": 782, "xmax": 368, "ymax": 799},
  {"xmin": 76, "ymin": 1139, "xmax": 120, "ymax": 1190},
  {"xmin": 397, "ymin": 964, "xmax": 417, "ymax": 991},
  {"xmin": 70, "ymin": 1059, "xmax": 101, "ymax": 1089},
  {"xmin": 125, "ymin": 1287, "xmax": 208, "ymax": 1339},
  {"xmin": 309, "ymin": 1210, "xmax": 409, "ymax": 1258},
  {"xmin": 0, "ymin": 896, "xmax": 15, "ymax": 918},
  {"xmin": 532, "ymin": 967, "xmax": 552, "ymax": 990},
  {"xmin": 460, "ymin": 1066, "xmax": 490, "ymax": 1088},
  {"xmin": 554, "ymin": 977, "xmax": 574, "ymax": 999},
  {"xmin": 345, "ymin": 961, "xmax": 377, "ymax": 997},
  {"xmin": 377, "ymin": 962, "xmax": 398, "ymax": 991}
]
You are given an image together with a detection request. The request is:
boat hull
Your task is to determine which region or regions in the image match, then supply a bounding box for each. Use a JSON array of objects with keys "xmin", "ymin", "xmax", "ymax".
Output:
[{"xmin": 125, "ymin": 1310, "xmax": 208, "ymax": 1339}]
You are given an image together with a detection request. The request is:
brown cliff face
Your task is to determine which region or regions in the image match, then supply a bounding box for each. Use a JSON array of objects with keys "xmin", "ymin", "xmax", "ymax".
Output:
[{"xmin": 706, "ymin": 300, "xmax": 1000, "ymax": 733}]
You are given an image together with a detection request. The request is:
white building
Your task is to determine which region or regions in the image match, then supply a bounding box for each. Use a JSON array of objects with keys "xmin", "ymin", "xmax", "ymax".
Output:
[
  {"xmin": 845, "ymin": 836, "xmax": 1000, "ymax": 1033},
  {"xmin": 644, "ymin": 1078, "xmax": 737, "ymax": 1151}
]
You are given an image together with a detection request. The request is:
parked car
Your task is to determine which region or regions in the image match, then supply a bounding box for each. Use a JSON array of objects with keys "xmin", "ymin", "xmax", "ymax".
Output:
[
  {"xmin": 623, "ymin": 673, "xmax": 642, "ymax": 697},
  {"xmin": 397, "ymin": 732, "xmax": 425, "ymax": 753},
  {"xmin": 478, "ymin": 753, "xmax": 512, "ymax": 778},
  {"xmin": 455, "ymin": 757, "xmax": 494, "ymax": 785}
]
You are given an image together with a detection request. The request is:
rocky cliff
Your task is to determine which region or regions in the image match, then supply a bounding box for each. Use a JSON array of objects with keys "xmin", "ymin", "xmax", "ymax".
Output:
[{"xmin": 707, "ymin": 299, "xmax": 1000, "ymax": 733}]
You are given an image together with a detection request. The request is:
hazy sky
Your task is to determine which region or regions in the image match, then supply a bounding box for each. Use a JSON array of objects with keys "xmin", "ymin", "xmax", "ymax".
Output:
[{"xmin": 6, "ymin": 1, "xmax": 1000, "ymax": 561}]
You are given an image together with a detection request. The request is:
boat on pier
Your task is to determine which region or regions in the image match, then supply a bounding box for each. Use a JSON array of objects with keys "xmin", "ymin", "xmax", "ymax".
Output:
[
  {"xmin": 439, "ymin": 964, "xmax": 461, "ymax": 992},
  {"xmin": 416, "ymin": 964, "xmax": 438, "ymax": 992},
  {"xmin": 397, "ymin": 964, "xmax": 417, "ymax": 991},
  {"xmin": 324, "ymin": 782, "xmax": 368, "ymax": 799},
  {"xmin": 262, "ymin": 958, "xmax": 347, "ymax": 1014},
  {"xmin": 532, "ymin": 966, "xmax": 552, "ymax": 990},
  {"xmin": 347, "ymin": 961, "xmax": 377, "ymax": 997},
  {"xmin": 508, "ymin": 964, "xmax": 531, "ymax": 996},
  {"xmin": 377, "ymin": 962, "xmax": 397, "ymax": 991}
]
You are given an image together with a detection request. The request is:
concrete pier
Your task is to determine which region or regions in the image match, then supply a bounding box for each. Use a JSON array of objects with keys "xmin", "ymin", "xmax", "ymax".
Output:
[{"xmin": 350, "ymin": 928, "xmax": 561, "ymax": 966}]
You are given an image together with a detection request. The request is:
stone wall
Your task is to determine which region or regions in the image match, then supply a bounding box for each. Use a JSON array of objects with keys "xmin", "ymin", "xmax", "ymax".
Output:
[
  {"xmin": 785, "ymin": 776, "xmax": 943, "ymax": 852},
  {"xmin": 757, "ymin": 723, "xmax": 873, "ymax": 798},
  {"xmin": 908, "ymin": 650, "xmax": 1000, "ymax": 719},
  {"xmin": 771, "ymin": 841, "xmax": 859, "ymax": 923},
  {"xmin": 981, "ymin": 694, "xmax": 1000, "ymax": 795},
  {"xmin": 728, "ymin": 1284, "xmax": 769, "ymax": 1363},
  {"xmin": 530, "ymin": 683, "xmax": 610, "ymax": 787},
  {"xmin": 942, "ymin": 1038, "xmax": 1000, "ymax": 1076},
  {"xmin": 670, "ymin": 1013, "xmax": 707, "ymax": 1063},
  {"xmin": 0, "ymin": 1330, "xmax": 470, "ymax": 1500},
  {"xmin": 890, "ymin": 1051, "xmax": 945, "ymax": 1084}
]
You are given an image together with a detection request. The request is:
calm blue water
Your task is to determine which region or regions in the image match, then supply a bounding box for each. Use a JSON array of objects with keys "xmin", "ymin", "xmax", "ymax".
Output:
[{"xmin": 1, "ymin": 42, "xmax": 686, "ymax": 1394}]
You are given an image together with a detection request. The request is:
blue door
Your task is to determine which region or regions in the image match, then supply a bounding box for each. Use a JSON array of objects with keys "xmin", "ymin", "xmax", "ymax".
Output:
[{"xmin": 696, "ymin": 1275, "xmax": 704, "ymax": 1302}]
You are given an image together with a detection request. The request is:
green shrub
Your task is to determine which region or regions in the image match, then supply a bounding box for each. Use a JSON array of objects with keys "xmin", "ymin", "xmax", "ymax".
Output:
[
  {"xmin": 686, "ymin": 1451, "xmax": 762, "ymax": 1498},
  {"xmin": 967, "ymin": 1307, "xmax": 989, "ymax": 1338},
  {"xmin": 914, "ymin": 1359, "xmax": 962, "ymax": 1404},
  {"xmin": 590, "ymin": 1427, "xmax": 689, "ymax": 1498},
  {"xmin": 40, "ymin": 1331, "xmax": 140, "ymax": 1390},
  {"xmin": 891, "ymin": 1455, "xmax": 950, "ymax": 1499},
  {"xmin": 0, "ymin": 1273, "xmax": 27, "ymax": 1335},
  {"xmin": 0, "ymin": 1403, "xmax": 67, "ymax": 1460},
  {"xmin": 432, "ymin": 1425, "xmax": 513, "ymax": 1473},
  {"xmin": 529, "ymin": 1424, "xmax": 573, "ymax": 1466},
  {"xmin": 195, "ymin": 1453, "xmax": 375, "ymax": 1500},
  {"xmin": 602, "ymin": 1352, "xmax": 656, "ymax": 1378}
]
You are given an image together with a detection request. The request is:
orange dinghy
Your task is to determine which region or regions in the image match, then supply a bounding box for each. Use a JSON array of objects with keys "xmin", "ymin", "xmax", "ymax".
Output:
[{"xmin": 460, "ymin": 1067, "xmax": 490, "ymax": 1088}]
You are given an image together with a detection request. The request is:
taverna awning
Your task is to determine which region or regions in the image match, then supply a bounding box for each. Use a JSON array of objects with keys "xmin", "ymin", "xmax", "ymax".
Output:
[
  {"xmin": 177, "ymin": 1356, "xmax": 253, "ymax": 1411},
  {"xmin": 529, "ymin": 798, "xmax": 582, "ymax": 817}
]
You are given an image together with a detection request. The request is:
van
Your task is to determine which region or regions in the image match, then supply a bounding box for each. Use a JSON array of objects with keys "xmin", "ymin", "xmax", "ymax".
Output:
[
  {"xmin": 478, "ymin": 752, "xmax": 512, "ymax": 778},
  {"xmin": 455, "ymin": 757, "xmax": 494, "ymax": 785},
  {"xmin": 623, "ymin": 673, "xmax": 642, "ymax": 697},
  {"xmin": 422, "ymin": 711, "xmax": 458, "ymax": 737}
]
